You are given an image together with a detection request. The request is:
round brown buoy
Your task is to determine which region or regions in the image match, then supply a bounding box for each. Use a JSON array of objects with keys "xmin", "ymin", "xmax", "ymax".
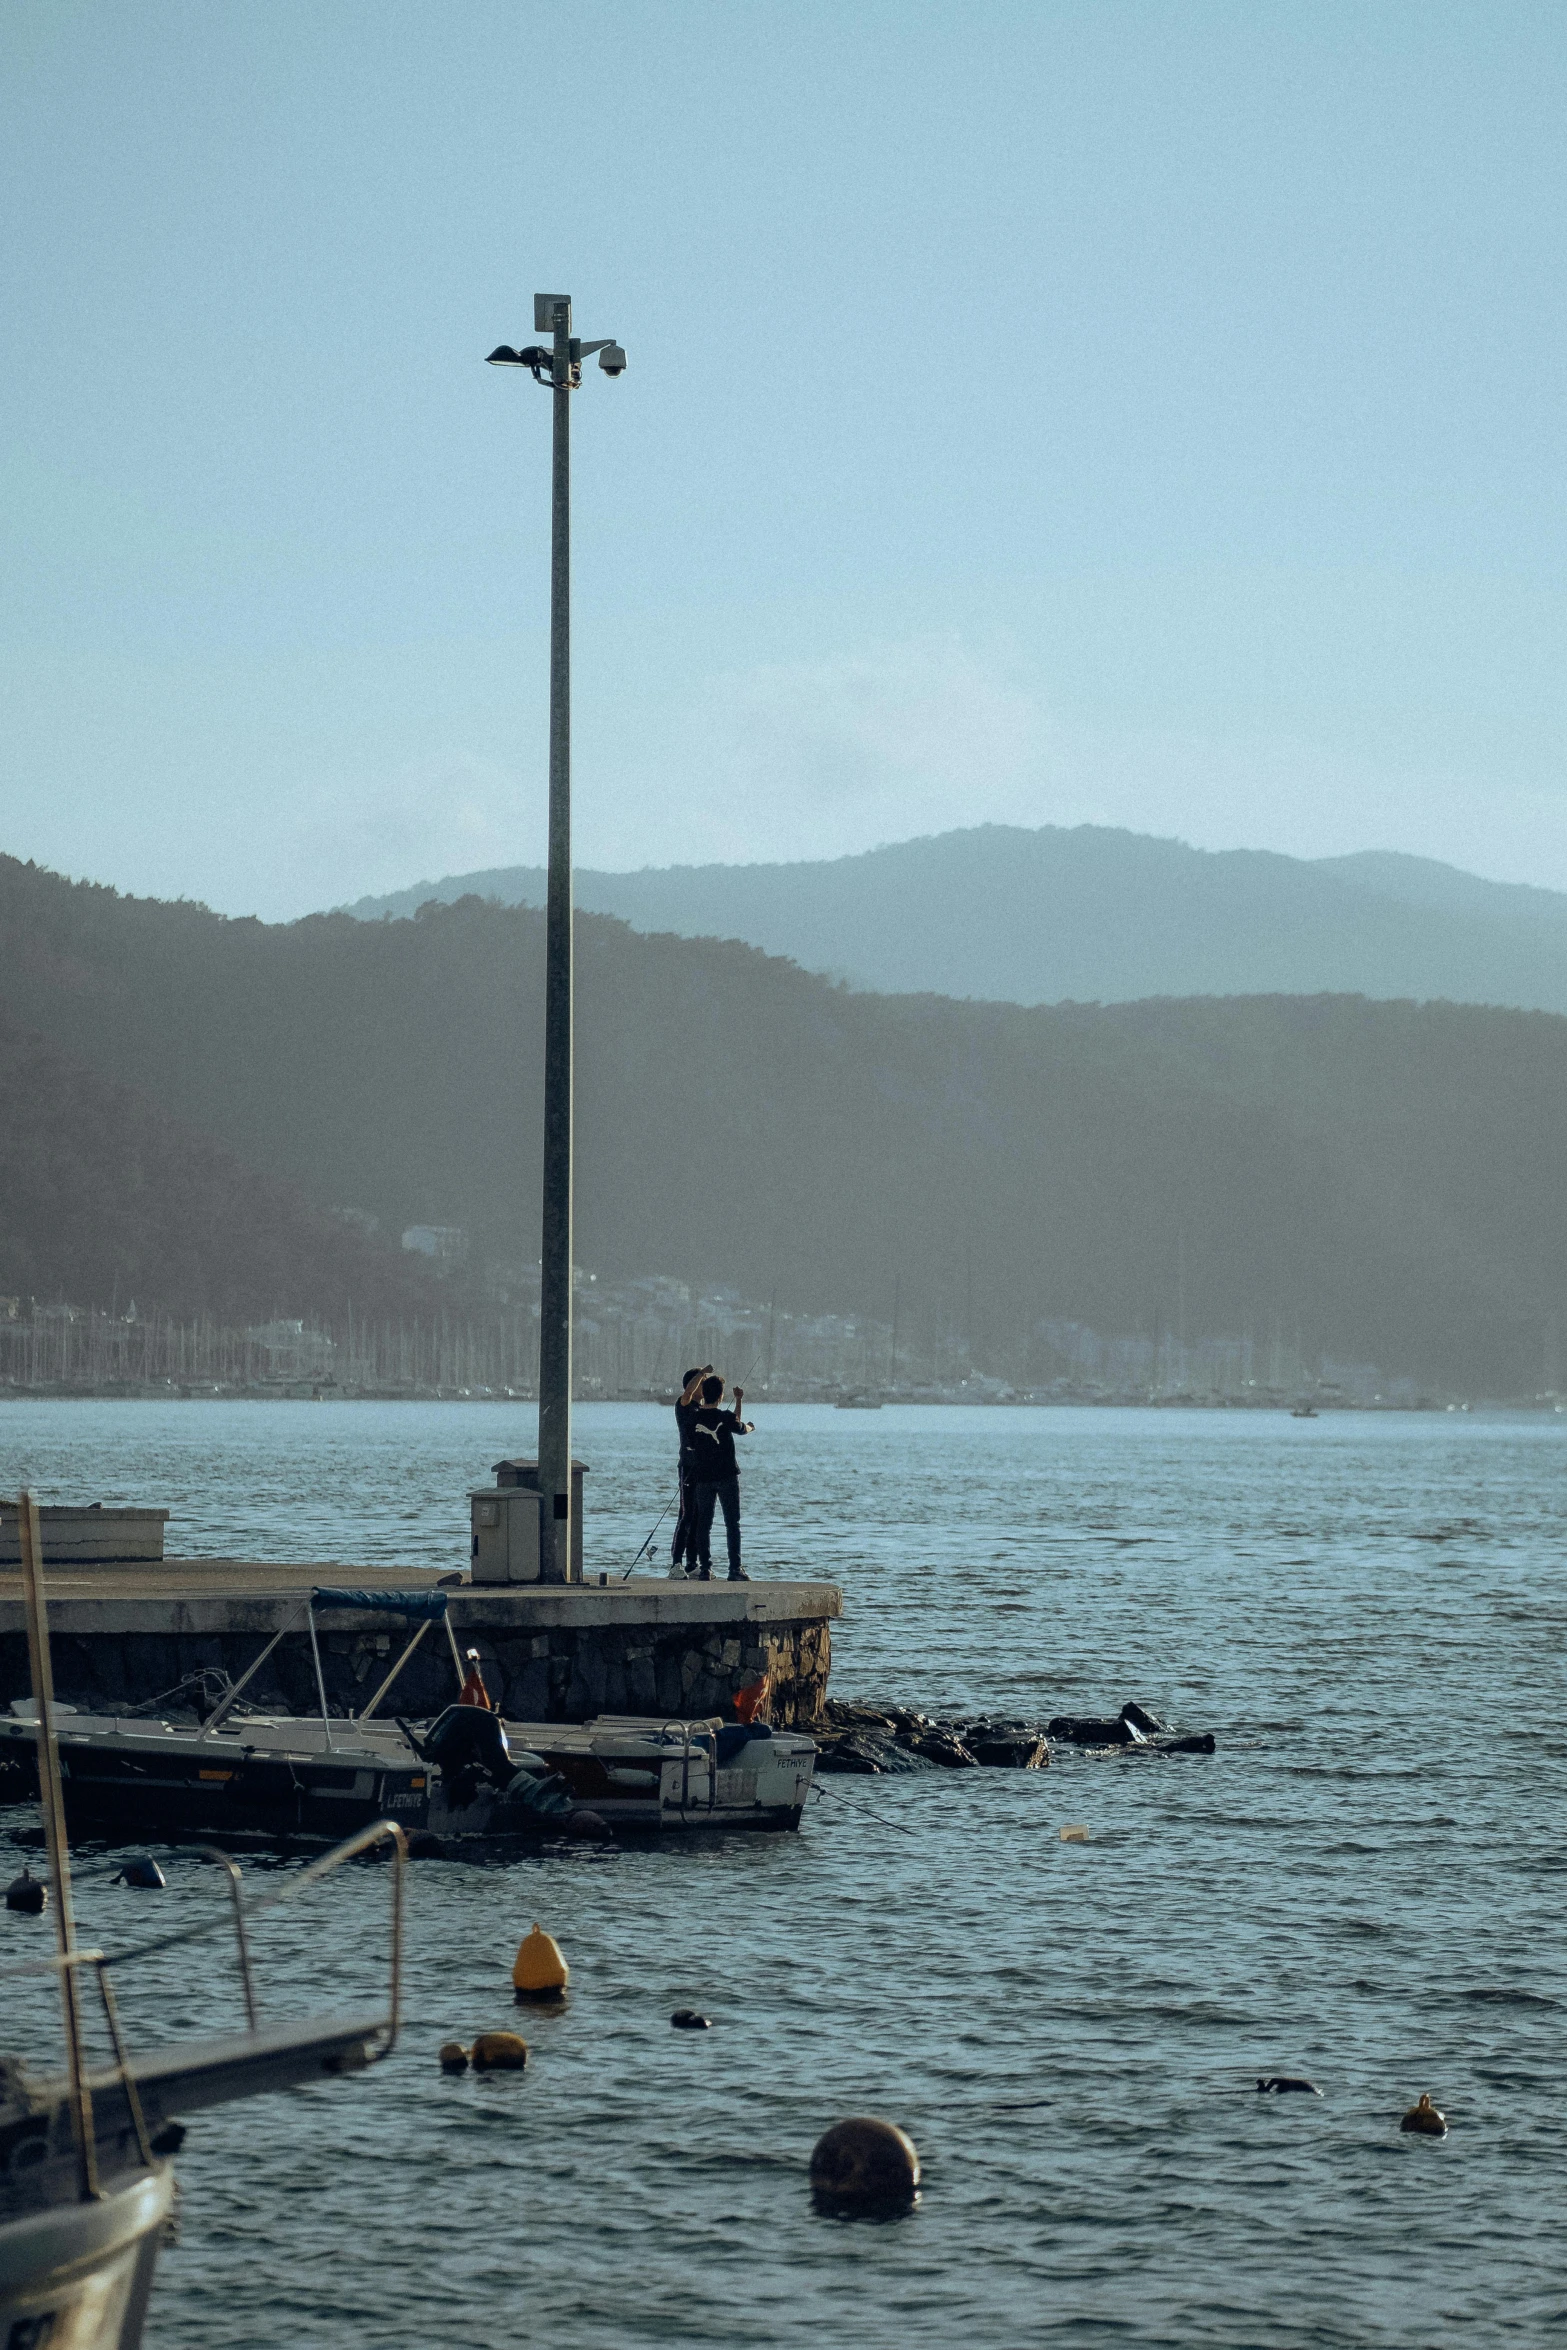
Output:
[
  {"xmin": 1400, "ymin": 2093, "xmax": 1447, "ymax": 2136},
  {"xmin": 438, "ymin": 2041, "xmax": 471, "ymax": 2074},
  {"xmin": 809, "ymin": 2117, "xmax": 920, "ymax": 2214},
  {"xmin": 471, "ymin": 2031, "xmax": 530, "ymax": 2073}
]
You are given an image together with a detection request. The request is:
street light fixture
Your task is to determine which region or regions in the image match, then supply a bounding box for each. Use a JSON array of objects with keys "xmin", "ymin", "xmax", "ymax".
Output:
[{"xmin": 487, "ymin": 291, "xmax": 625, "ymax": 1584}]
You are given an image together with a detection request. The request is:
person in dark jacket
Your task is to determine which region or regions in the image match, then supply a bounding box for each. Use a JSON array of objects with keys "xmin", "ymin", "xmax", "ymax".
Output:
[
  {"xmin": 670, "ymin": 1365, "xmax": 709, "ymax": 1575},
  {"xmin": 687, "ymin": 1373, "xmax": 754, "ymax": 1581}
]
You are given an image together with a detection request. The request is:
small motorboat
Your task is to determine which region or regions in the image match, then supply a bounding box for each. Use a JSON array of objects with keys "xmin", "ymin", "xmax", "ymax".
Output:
[
  {"xmin": 1289, "ymin": 1401, "xmax": 1319, "ymax": 1419},
  {"xmin": 3, "ymin": 1492, "xmax": 405, "ymax": 2350},
  {"xmin": 0, "ymin": 1587, "xmax": 816, "ymax": 1851}
]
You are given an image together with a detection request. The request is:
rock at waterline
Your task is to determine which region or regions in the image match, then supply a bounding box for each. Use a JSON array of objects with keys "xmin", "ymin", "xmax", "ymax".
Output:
[
  {"xmin": 815, "ymin": 1698, "xmax": 1212, "ymax": 1773},
  {"xmin": 970, "ymin": 1732, "xmax": 1050, "ymax": 1768},
  {"xmin": 1047, "ymin": 1715, "xmax": 1133, "ymax": 1745}
]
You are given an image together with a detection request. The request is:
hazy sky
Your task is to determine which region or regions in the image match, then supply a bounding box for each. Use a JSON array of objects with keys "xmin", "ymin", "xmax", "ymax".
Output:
[{"xmin": 4, "ymin": 1, "xmax": 1565, "ymax": 918}]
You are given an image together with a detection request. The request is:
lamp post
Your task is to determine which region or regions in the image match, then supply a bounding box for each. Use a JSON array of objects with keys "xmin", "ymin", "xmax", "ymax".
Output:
[{"xmin": 488, "ymin": 296, "xmax": 627, "ymax": 1582}]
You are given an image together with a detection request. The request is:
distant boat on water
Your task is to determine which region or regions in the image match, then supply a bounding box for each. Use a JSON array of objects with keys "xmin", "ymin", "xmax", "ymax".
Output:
[
  {"xmin": 1289, "ymin": 1401, "xmax": 1319, "ymax": 1419},
  {"xmin": 834, "ymin": 1390, "xmax": 884, "ymax": 1410}
]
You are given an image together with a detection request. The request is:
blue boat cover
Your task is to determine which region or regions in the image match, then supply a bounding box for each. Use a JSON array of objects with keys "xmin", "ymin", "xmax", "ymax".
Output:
[{"xmin": 311, "ymin": 1586, "xmax": 451, "ymax": 1620}]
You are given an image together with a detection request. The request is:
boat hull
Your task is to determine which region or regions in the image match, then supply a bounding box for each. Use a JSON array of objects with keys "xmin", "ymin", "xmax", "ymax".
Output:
[
  {"xmin": 0, "ymin": 2166, "xmax": 172, "ymax": 2350},
  {"xmin": 0, "ymin": 1713, "xmax": 815, "ymax": 1849}
]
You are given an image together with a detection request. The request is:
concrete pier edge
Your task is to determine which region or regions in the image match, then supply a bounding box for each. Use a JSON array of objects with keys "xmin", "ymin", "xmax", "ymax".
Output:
[{"xmin": 0, "ymin": 1565, "xmax": 842, "ymax": 1729}]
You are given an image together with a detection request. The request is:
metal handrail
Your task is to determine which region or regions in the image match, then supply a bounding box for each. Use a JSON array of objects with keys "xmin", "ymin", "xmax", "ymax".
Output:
[
  {"xmin": 193, "ymin": 1847, "xmax": 259, "ymax": 2031},
  {"xmin": 0, "ymin": 1820, "xmax": 408, "ymax": 2063},
  {"xmin": 659, "ymin": 1718, "xmax": 717, "ymax": 1816}
]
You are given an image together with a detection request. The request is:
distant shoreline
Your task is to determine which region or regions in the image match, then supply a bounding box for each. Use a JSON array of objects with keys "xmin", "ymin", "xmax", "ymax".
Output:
[{"xmin": 0, "ymin": 1388, "xmax": 1556, "ymax": 1414}]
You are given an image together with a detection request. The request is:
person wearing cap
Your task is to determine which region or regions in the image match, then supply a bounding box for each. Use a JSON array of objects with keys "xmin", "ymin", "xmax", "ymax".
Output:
[{"xmin": 458, "ymin": 1648, "xmax": 493, "ymax": 1709}]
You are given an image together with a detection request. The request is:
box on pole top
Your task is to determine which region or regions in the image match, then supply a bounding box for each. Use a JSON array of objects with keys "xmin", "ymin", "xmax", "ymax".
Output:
[{"xmin": 534, "ymin": 293, "xmax": 571, "ymax": 333}]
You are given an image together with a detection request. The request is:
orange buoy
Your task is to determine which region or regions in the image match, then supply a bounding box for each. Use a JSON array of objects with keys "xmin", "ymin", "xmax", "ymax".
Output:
[
  {"xmin": 809, "ymin": 2117, "xmax": 920, "ymax": 2213},
  {"xmin": 512, "ymin": 1922, "xmax": 569, "ymax": 2000},
  {"xmin": 1400, "ymin": 2094, "xmax": 1446, "ymax": 2136}
]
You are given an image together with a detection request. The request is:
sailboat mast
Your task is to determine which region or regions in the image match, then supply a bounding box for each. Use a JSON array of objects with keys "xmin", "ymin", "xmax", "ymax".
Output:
[{"xmin": 18, "ymin": 1487, "xmax": 98, "ymax": 2198}]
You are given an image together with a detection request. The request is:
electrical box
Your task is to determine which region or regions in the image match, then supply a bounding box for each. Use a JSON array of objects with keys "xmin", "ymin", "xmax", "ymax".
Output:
[{"xmin": 471, "ymin": 1459, "xmax": 587, "ymax": 1584}]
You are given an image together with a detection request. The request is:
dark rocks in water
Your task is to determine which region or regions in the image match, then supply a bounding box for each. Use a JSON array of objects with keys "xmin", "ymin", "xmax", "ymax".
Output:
[
  {"xmin": 818, "ymin": 1697, "xmax": 1211, "ymax": 1774},
  {"xmin": 1046, "ymin": 1715, "xmax": 1137, "ymax": 1746},
  {"xmin": 1120, "ymin": 1702, "xmax": 1164, "ymax": 1735},
  {"xmin": 4, "ymin": 1868, "xmax": 47, "ymax": 1915},
  {"xmin": 907, "ymin": 1730, "xmax": 977, "ymax": 1769},
  {"xmin": 971, "ymin": 1733, "xmax": 1049, "ymax": 1769},
  {"xmin": 825, "ymin": 1702, "xmax": 901, "ymax": 1732},
  {"xmin": 1046, "ymin": 1710, "xmax": 1215, "ymax": 1755},
  {"xmin": 816, "ymin": 1737, "xmax": 887, "ymax": 1776},
  {"xmin": 816, "ymin": 1729, "xmax": 939, "ymax": 1775},
  {"xmin": 1257, "ymin": 2076, "xmax": 1322, "ymax": 2094}
]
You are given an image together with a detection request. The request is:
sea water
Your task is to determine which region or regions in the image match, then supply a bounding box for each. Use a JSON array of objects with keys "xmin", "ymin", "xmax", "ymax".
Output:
[{"xmin": 1, "ymin": 1401, "xmax": 1563, "ymax": 2349}]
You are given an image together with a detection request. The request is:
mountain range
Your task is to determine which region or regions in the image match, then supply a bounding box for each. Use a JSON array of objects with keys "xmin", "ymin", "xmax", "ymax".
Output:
[
  {"xmin": 342, "ymin": 824, "xmax": 1567, "ymax": 1014},
  {"xmin": 2, "ymin": 851, "xmax": 1563, "ymax": 1391}
]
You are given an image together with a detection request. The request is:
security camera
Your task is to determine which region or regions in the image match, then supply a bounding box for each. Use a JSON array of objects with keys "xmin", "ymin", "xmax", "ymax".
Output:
[{"xmin": 598, "ymin": 343, "xmax": 627, "ymax": 376}]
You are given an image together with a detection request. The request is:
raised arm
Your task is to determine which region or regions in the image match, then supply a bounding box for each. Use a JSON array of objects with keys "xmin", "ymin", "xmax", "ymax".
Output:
[{"xmin": 680, "ymin": 1364, "xmax": 712, "ymax": 1406}]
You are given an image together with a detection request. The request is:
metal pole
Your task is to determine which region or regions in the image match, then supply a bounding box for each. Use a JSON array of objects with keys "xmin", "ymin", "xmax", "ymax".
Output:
[
  {"xmin": 537, "ymin": 293, "xmax": 574, "ymax": 1581},
  {"xmin": 18, "ymin": 1488, "xmax": 99, "ymax": 2198}
]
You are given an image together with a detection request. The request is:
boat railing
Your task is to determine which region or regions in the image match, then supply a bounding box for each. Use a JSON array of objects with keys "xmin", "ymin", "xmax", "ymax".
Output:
[
  {"xmin": 660, "ymin": 1719, "xmax": 717, "ymax": 1816},
  {"xmin": 0, "ymin": 1818, "xmax": 409, "ymax": 2190}
]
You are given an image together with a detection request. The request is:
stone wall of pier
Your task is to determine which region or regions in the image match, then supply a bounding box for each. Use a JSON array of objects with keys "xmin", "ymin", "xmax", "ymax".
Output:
[{"xmin": 0, "ymin": 1577, "xmax": 840, "ymax": 1730}]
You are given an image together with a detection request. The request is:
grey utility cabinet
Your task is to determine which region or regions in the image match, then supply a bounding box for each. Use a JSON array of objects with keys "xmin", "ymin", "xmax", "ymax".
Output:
[{"xmin": 469, "ymin": 1459, "xmax": 588, "ymax": 1584}]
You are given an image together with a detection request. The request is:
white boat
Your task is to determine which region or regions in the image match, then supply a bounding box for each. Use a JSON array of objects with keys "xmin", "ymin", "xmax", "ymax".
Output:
[
  {"xmin": 2, "ymin": 1491, "xmax": 406, "ymax": 2350},
  {"xmin": 1, "ymin": 1700, "xmax": 815, "ymax": 1848},
  {"xmin": 0, "ymin": 1585, "xmax": 816, "ymax": 1848}
]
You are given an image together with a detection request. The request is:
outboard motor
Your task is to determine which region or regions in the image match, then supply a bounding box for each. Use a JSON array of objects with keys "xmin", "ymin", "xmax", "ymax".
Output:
[{"xmin": 402, "ymin": 1706, "xmax": 517, "ymax": 1808}]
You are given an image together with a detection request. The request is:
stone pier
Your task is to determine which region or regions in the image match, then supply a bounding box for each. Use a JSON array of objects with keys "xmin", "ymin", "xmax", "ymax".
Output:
[{"xmin": 0, "ymin": 1561, "xmax": 841, "ymax": 1728}]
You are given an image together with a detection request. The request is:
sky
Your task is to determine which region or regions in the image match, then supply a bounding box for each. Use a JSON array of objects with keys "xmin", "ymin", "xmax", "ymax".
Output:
[{"xmin": 3, "ymin": 0, "xmax": 1566, "ymax": 919}]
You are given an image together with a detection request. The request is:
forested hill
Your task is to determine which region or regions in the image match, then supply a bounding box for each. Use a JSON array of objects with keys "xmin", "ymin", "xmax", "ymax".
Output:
[
  {"xmin": 0, "ymin": 1009, "xmax": 434, "ymax": 1322},
  {"xmin": 2, "ymin": 851, "xmax": 1564, "ymax": 1390},
  {"xmin": 341, "ymin": 824, "xmax": 1567, "ymax": 1015}
]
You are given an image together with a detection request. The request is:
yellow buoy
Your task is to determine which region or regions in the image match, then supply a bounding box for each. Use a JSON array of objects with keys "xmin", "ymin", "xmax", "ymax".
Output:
[
  {"xmin": 471, "ymin": 2031, "xmax": 529, "ymax": 2073},
  {"xmin": 438, "ymin": 2041, "xmax": 470, "ymax": 2074},
  {"xmin": 512, "ymin": 1921, "xmax": 569, "ymax": 2001},
  {"xmin": 1400, "ymin": 2093, "xmax": 1447, "ymax": 2136}
]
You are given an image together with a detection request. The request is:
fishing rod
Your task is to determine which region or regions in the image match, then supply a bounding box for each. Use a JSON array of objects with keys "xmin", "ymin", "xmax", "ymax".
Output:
[{"xmin": 621, "ymin": 1489, "xmax": 678, "ymax": 1579}]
